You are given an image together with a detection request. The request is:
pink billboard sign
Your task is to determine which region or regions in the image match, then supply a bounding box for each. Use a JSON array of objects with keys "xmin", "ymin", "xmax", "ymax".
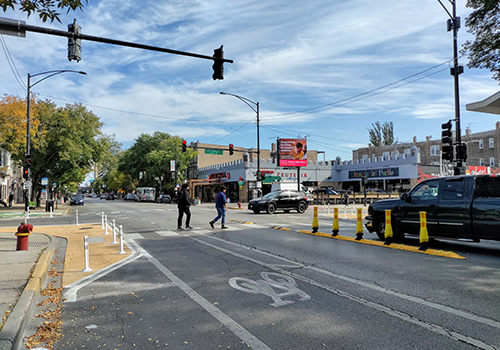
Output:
[{"xmin": 279, "ymin": 138, "xmax": 307, "ymax": 167}]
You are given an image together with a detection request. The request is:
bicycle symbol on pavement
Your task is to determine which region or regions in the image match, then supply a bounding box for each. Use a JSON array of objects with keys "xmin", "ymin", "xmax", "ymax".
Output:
[{"xmin": 229, "ymin": 272, "xmax": 311, "ymax": 307}]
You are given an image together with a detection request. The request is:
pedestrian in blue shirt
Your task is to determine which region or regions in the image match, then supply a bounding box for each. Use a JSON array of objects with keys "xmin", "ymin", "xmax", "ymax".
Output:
[{"xmin": 209, "ymin": 186, "xmax": 228, "ymax": 229}]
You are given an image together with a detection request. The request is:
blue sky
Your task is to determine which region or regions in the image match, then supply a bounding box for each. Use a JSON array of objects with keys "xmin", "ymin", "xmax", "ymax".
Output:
[{"xmin": 1, "ymin": 0, "xmax": 499, "ymax": 163}]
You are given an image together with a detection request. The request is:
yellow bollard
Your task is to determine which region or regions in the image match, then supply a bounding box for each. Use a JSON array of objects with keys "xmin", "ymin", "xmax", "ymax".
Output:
[
  {"xmin": 332, "ymin": 207, "xmax": 339, "ymax": 236},
  {"xmin": 384, "ymin": 209, "xmax": 393, "ymax": 245},
  {"xmin": 419, "ymin": 211, "xmax": 429, "ymax": 251},
  {"xmin": 312, "ymin": 206, "xmax": 319, "ymax": 233},
  {"xmin": 355, "ymin": 208, "xmax": 363, "ymax": 240}
]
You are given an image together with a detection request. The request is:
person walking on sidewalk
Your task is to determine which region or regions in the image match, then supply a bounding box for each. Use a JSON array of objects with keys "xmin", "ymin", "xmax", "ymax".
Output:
[
  {"xmin": 209, "ymin": 185, "xmax": 228, "ymax": 229},
  {"xmin": 177, "ymin": 183, "xmax": 192, "ymax": 231}
]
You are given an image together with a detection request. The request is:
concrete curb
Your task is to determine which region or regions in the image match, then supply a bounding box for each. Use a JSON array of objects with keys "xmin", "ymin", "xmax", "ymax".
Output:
[{"xmin": 0, "ymin": 243, "xmax": 54, "ymax": 350}]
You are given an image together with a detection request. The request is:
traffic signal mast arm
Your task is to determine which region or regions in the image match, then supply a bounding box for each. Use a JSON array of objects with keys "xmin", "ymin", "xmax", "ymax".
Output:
[{"xmin": 0, "ymin": 18, "xmax": 234, "ymax": 64}]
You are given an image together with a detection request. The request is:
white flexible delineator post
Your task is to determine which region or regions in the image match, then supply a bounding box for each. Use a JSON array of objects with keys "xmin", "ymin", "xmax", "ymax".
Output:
[
  {"xmin": 100, "ymin": 212, "xmax": 104, "ymax": 229},
  {"xmin": 118, "ymin": 225, "xmax": 126, "ymax": 254},
  {"xmin": 104, "ymin": 215, "xmax": 109, "ymax": 234},
  {"xmin": 76, "ymin": 210, "xmax": 79, "ymax": 226},
  {"xmin": 50, "ymin": 206, "xmax": 53, "ymax": 218},
  {"xmin": 112, "ymin": 219, "xmax": 118, "ymax": 244},
  {"xmin": 82, "ymin": 235, "xmax": 92, "ymax": 272}
]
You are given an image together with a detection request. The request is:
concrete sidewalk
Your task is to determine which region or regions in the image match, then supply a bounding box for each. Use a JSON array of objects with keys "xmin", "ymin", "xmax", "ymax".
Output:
[{"xmin": 0, "ymin": 219, "xmax": 131, "ymax": 350}]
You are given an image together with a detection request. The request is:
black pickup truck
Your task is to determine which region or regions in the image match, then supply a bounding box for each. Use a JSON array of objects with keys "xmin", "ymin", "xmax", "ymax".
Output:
[{"xmin": 365, "ymin": 175, "xmax": 500, "ymax": 242}]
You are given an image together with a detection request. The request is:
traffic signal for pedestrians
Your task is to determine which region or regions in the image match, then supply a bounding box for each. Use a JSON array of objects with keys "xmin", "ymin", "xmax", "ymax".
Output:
[
  {"xmin": 212, "ymin": 46, "xmax": 224, "ymax": 80},
  {"xmin": 441, "ymin": 120, "xmax": 454, "ymax": 161},
  {"xmin": 67, "ymin": 19, "xmax": 82, "ymax": 62},
  {"xmin": 182, "ymin": 140, "xmax": 187, "ymax": 153},
  {"xmin": 456, "ymin": 143, "xmax": 467, "ymax": 162},
  {"xmin": 229, "ymin": 143, "xmax": 234, "ymax": 156}
]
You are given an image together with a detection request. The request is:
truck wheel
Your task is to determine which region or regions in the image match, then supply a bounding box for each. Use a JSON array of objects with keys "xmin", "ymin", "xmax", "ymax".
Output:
[
  {"xmin": 374, "ymin": 216, "xmax": 386, "ymax": 241},
  {"xmin": 297, "ymin": 201, "xmax": 307, "ymax": 214},
  {"xmin": 253, "ymin": 209, "xmax": 261, "ymax": 214},
  {"xmin": 267, "ymin": 203, "xmax": 276, "ymax": 214}
]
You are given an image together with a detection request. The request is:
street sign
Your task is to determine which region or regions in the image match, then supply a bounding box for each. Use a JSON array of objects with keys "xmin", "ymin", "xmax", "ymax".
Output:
[
  {"xmin": 205, "ymin": 149, "xmax": 223, "ymax": 155},
  {"xmin": 170, "ymin": 160, "xmax": 176, "ymax": 171},
  {"xmin": 24, "ymin": 181, "xmax": 32, "ymax": 189},
  {"xmin": 41, "ymin": 177, "xmax": 48, "ymax": 186}
]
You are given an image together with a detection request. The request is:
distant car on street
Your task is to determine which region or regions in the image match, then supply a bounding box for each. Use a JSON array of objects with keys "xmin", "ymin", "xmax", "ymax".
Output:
[
  {"xmin": 124, "ymin": 193, "xmax": 137, "ymax": 201},
  {"xmin": 100, "ymin": 193, "xmax": 106, "ymax": 200},
  {"xmin": 312, "ymin": 188, "xmax": 339, "ymax": 195},
  {"xmin": 248, "ymin": 190, "xmax": 309, "ymax": 214},
  {"xmin": 70, "ymin": 194, "xmax": 84, "ymax": 206},
  {"xmin": 157, "ymin": 194, "xmax": 172, "ymax": 204}
]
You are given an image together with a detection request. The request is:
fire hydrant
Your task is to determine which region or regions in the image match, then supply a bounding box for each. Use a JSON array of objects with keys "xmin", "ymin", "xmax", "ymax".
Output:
[
  {"xmin": 16, "ymin": 222, "xmax": 33, "ymax": 251},
  {"xmin": 237, "ymin": 202, "xmax": 242, "ymax": 209}
]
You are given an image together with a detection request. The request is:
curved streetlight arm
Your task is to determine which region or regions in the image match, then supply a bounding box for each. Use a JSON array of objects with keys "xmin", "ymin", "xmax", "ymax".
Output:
[
  {"xmin": 220, "ymin": 92, "xmax": 258, "ymax": 114},
  {"xmin": 29, "ymin": 70, "xmax": 87, "ymax": 89}
]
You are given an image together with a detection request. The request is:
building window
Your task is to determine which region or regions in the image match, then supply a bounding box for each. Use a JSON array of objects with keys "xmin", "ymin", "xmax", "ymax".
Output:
[
  {"xmin": 362, "ymin": 155, "xmax": 368, "ymax": 163},
  {"xmin": 479, "ymin": 158, "xmax": 484, "ymax": 166},
  {"xmin": 490, "ymin": 158, "xmax": 495, "ymax": 167},
  {"xmin": 479, "ymin": 140, "xmax": 484, "ymax": 149},
  {"xmin": 382, "ymin": 152, "xmax": 390, "ymax": 160},
  {"xmin": 430, "ymin": 145, "xmax": 440, "ymax": 156},
  {"xmin": 489, "ymin": 138, "xmax": 494, "ymax": 148},
  {"xmin": 404, "ymin": 149, "xmax": 412, "ymax": 158}
]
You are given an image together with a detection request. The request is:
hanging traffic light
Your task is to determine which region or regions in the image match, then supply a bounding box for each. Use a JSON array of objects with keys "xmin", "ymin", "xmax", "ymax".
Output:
[
  {"xmin": 441, "ymin": 120, "xmax": 454, "ymax": 161},
  {"xmin": 182, "ymin": 140, "xmax": 187, "ymax": 153},
  {"xmin": 212, "ymin": 45, "xmax": 224, "ymax": 80},
  {"xmin": 229, "ymin": 143, "xmax": 234, "ymax": 156},
  {"xmin": 67, "ymin": 18, "xmax": 82, "ymax": 62}
]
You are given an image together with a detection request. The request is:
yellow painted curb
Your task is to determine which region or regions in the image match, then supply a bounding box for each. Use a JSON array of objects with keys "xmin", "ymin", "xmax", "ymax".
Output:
[
  {"xmin": 297, "ymin": 229, "xmax": 465, "ymax": 260},
  {"xmin": 31, "ymin": 251, "xmax": 51, "ymax": 280},
  {"xmin": 24, "ymin": 277, "xmax": 40, "ymax": 291}
]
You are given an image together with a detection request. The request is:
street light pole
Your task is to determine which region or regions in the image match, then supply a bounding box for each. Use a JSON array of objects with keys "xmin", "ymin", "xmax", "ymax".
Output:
[
  {"xmin": 220, "ymin": 92, "xmax": 260, "ymax": 177},
  {"xmin": 24, "ymin": 70, "xmax": 87, "ymax": 213}
]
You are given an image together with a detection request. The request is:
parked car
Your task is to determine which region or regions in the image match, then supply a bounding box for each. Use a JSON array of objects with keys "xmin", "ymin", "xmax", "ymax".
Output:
[
  {"xmin": 157, "ymin": 194, "xmax": 172, "ymax": 204},
  {"xmin": 248, "ymin": 190, "xmax": 309, "ymax": 214},
  {"xmin": 70, "ymin": 194, "xmax": 84, "ymax": 206},
  {"xmin": 100, "ymin": 193, "xmax": 107, "ymax": 200},
  {"xmin": 312, "ymin": 188, "xmax": 339, "ymax": 195},
  {"xmin": 106, "ymin": 193, "xmax": 115, "ymax": 200},
  {"xmin": 124, "ymin": 193, "xmax": 137, "ymax": 201},
  {"xmin": 365, "ymin": 175, "xmax": 500, "ymax": 242}
]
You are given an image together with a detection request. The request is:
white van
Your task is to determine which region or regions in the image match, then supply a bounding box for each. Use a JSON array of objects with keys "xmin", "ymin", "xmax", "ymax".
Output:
[{"xmin": 271, "ymin": 182, "xmax": 309, "ymax": 194}]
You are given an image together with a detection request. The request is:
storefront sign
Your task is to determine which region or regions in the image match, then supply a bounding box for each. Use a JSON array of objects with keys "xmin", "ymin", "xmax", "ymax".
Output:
[
  {"xmin": 208, "ymin": 172, "xmax": 230, "ymax": 181},
  {"xmin": 349, "ymin": 168, "xmax": 399, "ymax": 179},
  {"xmin": 276, "ymin": 171, "xmax": 308, "ymax": 180}
]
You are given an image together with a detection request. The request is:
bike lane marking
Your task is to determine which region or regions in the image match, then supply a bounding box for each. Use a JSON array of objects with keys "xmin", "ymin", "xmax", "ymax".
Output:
[{"xmin": 127, "ymin": 239, "xmax": 272, "ymax": 350}]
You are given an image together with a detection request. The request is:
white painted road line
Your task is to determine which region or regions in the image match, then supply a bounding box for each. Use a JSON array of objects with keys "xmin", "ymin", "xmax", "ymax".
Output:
[{"xmin": 156, "ymin": 231, "xmax": 181, "ymax": 237}]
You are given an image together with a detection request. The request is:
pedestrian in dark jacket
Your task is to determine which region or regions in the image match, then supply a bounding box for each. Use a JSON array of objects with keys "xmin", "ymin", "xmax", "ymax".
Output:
[
  {"xmin": 209, "ymin": 185, "xmax": 228, "ymax": 229},
  {"xmin": 177, "ymin": 183, "xmax": 192, "ymax": 230}
]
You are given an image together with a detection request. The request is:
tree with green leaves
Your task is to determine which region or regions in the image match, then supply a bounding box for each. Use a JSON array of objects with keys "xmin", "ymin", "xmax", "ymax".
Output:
[
  {"xmin": 0, "ymin": 0, "xmax": 90, "ymax": 22},
  {"xmin": 462, "ymin": 0, "xmax": 500, "ymax": 83},
  {"xmin": 117, "ymin": 132, "xmax": 196, "ymax": 194},
  {"xmin": 368, "ymin": 121, "xmax": 395, "ymax": 146}
]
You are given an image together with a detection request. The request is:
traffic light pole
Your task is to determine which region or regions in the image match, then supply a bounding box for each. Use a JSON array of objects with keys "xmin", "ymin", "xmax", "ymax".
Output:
[{"xmin": 0, "ymin": 18, "xmax": 234, "ymax": 65}]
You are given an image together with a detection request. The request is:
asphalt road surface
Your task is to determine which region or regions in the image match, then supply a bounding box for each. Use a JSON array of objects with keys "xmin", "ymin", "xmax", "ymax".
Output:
[{"xmin": 20, "ymin": 199, "xmax": 500, "ymax": 349}]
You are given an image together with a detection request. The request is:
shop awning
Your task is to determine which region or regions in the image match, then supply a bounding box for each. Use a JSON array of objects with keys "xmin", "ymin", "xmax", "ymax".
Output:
[
  {"xmin": 466, "ymin": 90, "xmax": 500, "ymax": 115},
  {"xmin": 262, "ymin": 176, "xmax": 282, "ymax": 184}
]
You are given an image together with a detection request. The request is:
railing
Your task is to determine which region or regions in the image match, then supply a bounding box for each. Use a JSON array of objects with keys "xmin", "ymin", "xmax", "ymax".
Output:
[{"xmin": 312, "ymin": 193, "xmax": 397, "ymax": 205}]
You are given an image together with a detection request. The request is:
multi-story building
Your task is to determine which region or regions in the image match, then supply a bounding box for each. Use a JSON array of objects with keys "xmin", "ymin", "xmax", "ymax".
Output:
[{"xmin": 352, "ymin": 121, "xmax": 500, "ymax": 174}]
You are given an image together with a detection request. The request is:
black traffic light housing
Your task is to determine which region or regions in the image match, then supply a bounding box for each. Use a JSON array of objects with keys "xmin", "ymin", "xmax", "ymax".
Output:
[
  {"xmin": 229, "ymin": 144, "xmax": 234, "ymax": 156},
  {"xmin": 456, "ymin": 143, "xmax": 467, "ymax": 162},
  {"xmin": 68, "ymin": 18, "xmax": 82, "ymax": 62},
  {"xmin": 182, "ymin": 140, "xmax": 187, "ymax": 153},
  {"xmin": 441, "ymin": 120, "xmax": 454, "ymax": 161},
  {"xmin": 256, "ymin": 172, "xmax": 265, "ymax": 181},
  {"xmin": 23, "ymin": 154, "xmax": 31, "ymax": 180},
  {"xmin": 212, "ymin": 46, "xmax": 224, "ymax": 80}
]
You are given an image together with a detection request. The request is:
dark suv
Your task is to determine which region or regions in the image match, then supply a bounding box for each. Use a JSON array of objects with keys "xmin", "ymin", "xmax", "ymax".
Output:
[
  {"xmin": 248, "ymin": 190, "xmax": 309, "ymax": 214},
  {"xmin": 157, "ymin": 194, "xmax": 172, "ymax": 204}
]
